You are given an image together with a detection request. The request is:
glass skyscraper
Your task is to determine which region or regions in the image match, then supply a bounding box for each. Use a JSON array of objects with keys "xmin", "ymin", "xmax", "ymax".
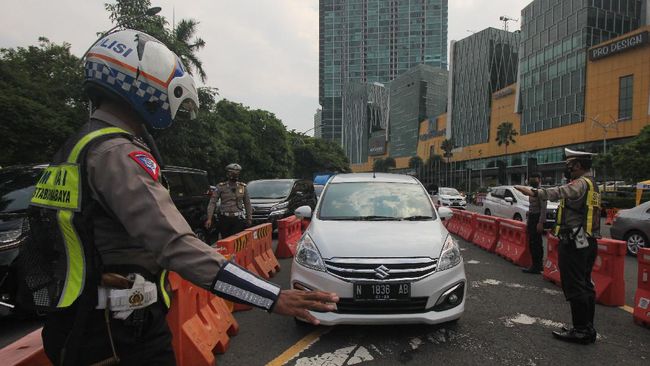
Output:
[
  {"xmin": 319, "ymin": 0, "xmax": 448, "ymax": 143},
  {"xmin": 518, "ymin": 0, "xmax": 644, "ymax": 134},
  {"xmin": 449, "ymin": 28, "xmax": 520, "ymax": 147}
]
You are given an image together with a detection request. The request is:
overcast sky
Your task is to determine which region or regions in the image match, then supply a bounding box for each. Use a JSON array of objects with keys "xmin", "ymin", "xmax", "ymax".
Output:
[{"xmin": 1, "ymin": 0, "xmax": 531, "ymax": 135}]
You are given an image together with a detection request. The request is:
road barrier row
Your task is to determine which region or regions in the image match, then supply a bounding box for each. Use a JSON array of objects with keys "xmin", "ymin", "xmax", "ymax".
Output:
[
  {"xmin": 472, "ymin": 215, "xmax": 500, "ymax": 252},
  {"xmin": 457, "ymin": 210, "xmax": 476, "ymax": 242},
  {"xmin": 275, "ymin": 215, "xmax": 302, "ymax": 258},
  {"xmin": 605, "ymin": 208, "xmax": 620, "ymax": 225},
  {"xmin": 494, "ymin": 219, "xmax": 532, "ymax": 269},
  {"xmin": 245, "ymin": 223, "xmax": 280, "ymax": 279}
]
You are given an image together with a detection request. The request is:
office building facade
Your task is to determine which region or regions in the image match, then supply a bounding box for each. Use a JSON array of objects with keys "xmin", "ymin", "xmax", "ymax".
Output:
[
  {"xmin": 319, "ymin": 0, "xmax": 448, "ymax": 143},
  {"xmin": 518, "ymin": 0, "xmax": 645, "ymax": 134},
  {"xmin": 448, "ymin": 28, "xmax": 520, "ymax": 147}
]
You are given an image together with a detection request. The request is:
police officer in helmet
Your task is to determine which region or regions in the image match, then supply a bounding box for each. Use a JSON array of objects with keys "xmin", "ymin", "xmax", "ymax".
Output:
[
  {"xmin": 205, "ymin": 163, "xmax": 252, "ymax": 238},
  {"xmin": 20, "ymin": 29, "xmax": 338, "ymax": 365},
  {"xmin": 516, "ymin": 148, "xmax": 600, "ymax": 345}
]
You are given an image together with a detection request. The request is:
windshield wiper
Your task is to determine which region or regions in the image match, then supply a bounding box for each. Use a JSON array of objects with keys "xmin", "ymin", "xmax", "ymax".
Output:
[
  {"xmin": 359, "ymin": 215, "xmax": 400, "ymax": 221},
  {"xmin": 401, "ymin": 215, "xmax": 434, "ymax": 221},
  {"xmin": 321, "ymin": 216, "xmax": 364, "ymax": 221}
]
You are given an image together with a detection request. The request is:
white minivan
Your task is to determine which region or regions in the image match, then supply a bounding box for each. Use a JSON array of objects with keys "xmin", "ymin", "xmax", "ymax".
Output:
[
  {"xmin": 290, "ymin": 173, "xmax": 466, "ymax": 325},
  {"xmin": 483, "ymin": 185, "xmax": 559, "ymax": 227}
]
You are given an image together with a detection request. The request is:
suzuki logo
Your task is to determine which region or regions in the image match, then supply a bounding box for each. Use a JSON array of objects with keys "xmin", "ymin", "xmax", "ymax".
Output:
[{"xmin": 374, "ymin": 265, "xmax": 390, "ymax": 279}]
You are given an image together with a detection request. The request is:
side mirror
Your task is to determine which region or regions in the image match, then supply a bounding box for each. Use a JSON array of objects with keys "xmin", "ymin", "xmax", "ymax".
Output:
[
  {"xmin": 438, "ymin": 207, "xmax": 453, "ymax": 221},
  {"xmin": 505, "ymin": 197, "xmax": 514, "ymax": 204},
  {"xmin": 294, "ymin": 205, "xmax": 312, "ymax": 220}
]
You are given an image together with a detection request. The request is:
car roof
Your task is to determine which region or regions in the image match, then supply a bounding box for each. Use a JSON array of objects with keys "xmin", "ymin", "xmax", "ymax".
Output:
[
  {"xmin": 248, "ymin": 179, "xmax": 299, "ymax": 183},
  {"xmin": 330, "ymin": 173, "xmax": 418, "ymax": 184}
]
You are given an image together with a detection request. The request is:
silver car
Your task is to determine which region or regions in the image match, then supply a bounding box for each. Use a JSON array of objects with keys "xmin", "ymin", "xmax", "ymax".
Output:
[
  {"xmin": 290, "ymin": 173, "xmax": 465, "ymax": 325},
  {"xmin": 610, "ymin": 200, "xmax": 650, "ymax": 256},
  {"xmin": 432, "ymin": 187, "xmax": 467, "ymax": 209}
]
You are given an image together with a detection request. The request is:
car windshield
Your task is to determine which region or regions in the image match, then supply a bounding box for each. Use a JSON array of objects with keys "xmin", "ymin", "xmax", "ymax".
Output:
[
  {"xmin": 0, "ymin": 168, "xmax": 43, "ymax": 214},
  {"xmin": 439, "ymin": 188, "xmax": 460, "ymax": 196},
  {"xmin": 319, "ymin": 182, "xmax": 436, "ymax": 221},
  {"xmin": 314, "ymin": 185, "xmax": 325, "ymax": 197},
  {"xmin": 247, "ymin": 180, "xmax": 293, "ymax": 199}
]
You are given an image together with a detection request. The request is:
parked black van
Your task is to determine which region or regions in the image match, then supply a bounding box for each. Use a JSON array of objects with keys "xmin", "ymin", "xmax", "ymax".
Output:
[
  {"xmin": 248, "ymin": 179, "xmax": 317, "ymax": 228},
  {"xmin": 160, "ymin": 166, "xmax": 213, "ymax": 242}
]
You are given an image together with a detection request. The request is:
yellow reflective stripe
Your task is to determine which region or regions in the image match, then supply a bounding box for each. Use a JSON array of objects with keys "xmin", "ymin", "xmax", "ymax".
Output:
[
  {"xmin": 67, "ymin": 127, "xmax": 130, "ymax": 163},
  {"xmin": 554, "ymin": 199, "xmax": 564, "ymax": 236},
  {"xmin": 583, "ymin": 177, "xmax": 595, "ymax": 235},
  {"xmin": 56, "ymin": 210, "xmax": 85, "ymax": 307},
  {"xmin": 159, "ymin": 270, "xmax": 170, "ymax": 308}
]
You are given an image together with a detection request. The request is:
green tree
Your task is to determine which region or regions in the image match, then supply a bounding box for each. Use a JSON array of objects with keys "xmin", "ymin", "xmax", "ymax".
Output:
[
  {"xmin": 495, "ymin": 121, "xmax": 518, "ymax": 158},
  {"xmin": 441, "ymin": 139, "xmax": 454, "ymax": 163},
  {"xmin": 0, "ymin": 38, "xmax": 87, "ymax": 166},
  {"xmin": 607, "ymin": 125, "xmax": 650, "ymax": 182},
  {"xmin": 408, "ymin": 156, "xmax": 423, "ymax": 171},
  {"xmin": 290, "ymin": 132, "xmax": 350, "ymax": 179},
  {"xmin": 373, "ymin": 158, "xmax": 386, "ymax": 172}
]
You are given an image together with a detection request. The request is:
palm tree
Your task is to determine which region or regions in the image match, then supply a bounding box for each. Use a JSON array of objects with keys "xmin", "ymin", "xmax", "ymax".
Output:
[
  {"xmin": 171, "ymin": 19, "xmax": 207, "ymax": 82},
  {"xmin": 441, "ymin": 139, "xmax": 454, "ymax": 186},
  {"xmin": 408, "ymin": 156, "xmax": 423, "ymax": 176},
  {"xmin": 495, "ymin": 122, "xmax": 518, "ymax": 157}
]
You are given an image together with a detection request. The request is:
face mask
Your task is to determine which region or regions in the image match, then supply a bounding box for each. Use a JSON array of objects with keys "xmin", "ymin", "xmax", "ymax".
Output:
[{"xmin": 530, "ymin": 181, "xmax": 540, "ymax": 188}]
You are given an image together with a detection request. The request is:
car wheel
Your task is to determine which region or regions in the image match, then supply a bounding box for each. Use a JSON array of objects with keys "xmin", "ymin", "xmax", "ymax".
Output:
[
  {"xmin": 625, "ymin": 231, "xmax": 648, "ymax": 256},
  {"xmin": 484, "ymin": 209, "xmax": 491, "ymax": 216},
  {"xmin": 513, "ymin": 213, "xmax": 523, "ymax": 221}
]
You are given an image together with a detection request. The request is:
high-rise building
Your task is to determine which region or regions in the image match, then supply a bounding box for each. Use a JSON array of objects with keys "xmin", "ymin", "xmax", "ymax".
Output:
[
  {"xmin": 313, "ymin": 107, "xmax": 323, "ymax": 138},
  {"xmin": 518, "ymin": 0, "xmax": 645, "ymax": 135},
  {"xmin": 448, "ymin": 28, "xmax": 520, "ymax": 148},
  {"xmin": 319, "ymin": 0, "xmax": 448, "ymax": 143}
]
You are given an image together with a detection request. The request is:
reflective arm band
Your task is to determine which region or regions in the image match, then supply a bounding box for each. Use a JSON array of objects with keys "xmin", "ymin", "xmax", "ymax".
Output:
[{"xmin": 211, "ymin": 261, "xmax": 281, "ymax": 312}]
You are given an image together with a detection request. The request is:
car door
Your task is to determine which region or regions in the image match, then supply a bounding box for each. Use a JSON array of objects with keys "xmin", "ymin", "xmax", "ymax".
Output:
[
  {"xmin": 502, "ymin": 188, "xmax": 517, "ymax": 219},
  {"xmin": 490, "ymin": 188, "xmax": 504, "ymax": 217}
]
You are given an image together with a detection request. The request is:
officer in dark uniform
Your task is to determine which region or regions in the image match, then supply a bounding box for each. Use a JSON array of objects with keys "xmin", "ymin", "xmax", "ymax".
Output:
[
  {"xmin": 516, "ymin": 148, "xmax": 600, "ymax": 345},
  {"xmin": 19, "ymin": 29, "xmax": 337, "ymax": 366},
  {"xmin": 522, "ymin": 172, "xmax": 547, "ymax": 274},
  {"xmin": 205, "ymin": 163, "xmax": 252, "ymax": 238}
]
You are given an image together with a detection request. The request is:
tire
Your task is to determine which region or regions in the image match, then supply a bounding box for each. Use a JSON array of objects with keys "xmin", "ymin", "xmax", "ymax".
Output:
[
  {"xmin": 625, "ymin": 231, "xmax": 648, "ymax": 256},
  {"xmin": 484, "ymin": 208, "xmax": 491, "ymax": 216},
  {"xmin": 513, "ymin": 213, "xmax": 523, "ymax": 221}
]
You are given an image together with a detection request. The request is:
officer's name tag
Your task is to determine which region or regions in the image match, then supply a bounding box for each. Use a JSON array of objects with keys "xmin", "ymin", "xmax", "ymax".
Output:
[
  {"xmin": 31, "ymin": 164, "xmax": 81, "ymax": 211},
  {"xmin": 587, "ymin": 191, "xmax": 601, "ymax": 207}
]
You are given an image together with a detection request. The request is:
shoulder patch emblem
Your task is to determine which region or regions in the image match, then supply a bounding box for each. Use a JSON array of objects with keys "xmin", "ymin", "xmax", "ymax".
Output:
[{"xmin": 128, "ymin": 151, "xmax": 160, "ymax": 181}]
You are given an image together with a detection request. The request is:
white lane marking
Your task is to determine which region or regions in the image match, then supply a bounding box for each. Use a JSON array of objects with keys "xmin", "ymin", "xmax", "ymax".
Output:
[
  {"xmin": 295, "ymin": 345, "xmax": 374, "ymax": 366},
  {"xmin": 369, "ymin": 344, "xmax": 384, "ymax": 357},
  {"xmin": 472, "ymin": 279, "xmax": 562, "ymax": 295},
  {"xmin": 502, "ymin": 313, "xmax": 566, "ymax": 328},
  {"xmin": 466, "ymin": 260, "xmax": 481, "ymax": 264}
]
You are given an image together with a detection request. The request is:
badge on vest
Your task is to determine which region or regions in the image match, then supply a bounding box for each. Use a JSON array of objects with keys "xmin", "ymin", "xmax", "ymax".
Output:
[
  {"xmin": 30, "ymin": 164, "xmax": 82, "ymax": 211},
  {"xmin": 128, "ymin": 151, "xmax": 160, "ymax": 181}
]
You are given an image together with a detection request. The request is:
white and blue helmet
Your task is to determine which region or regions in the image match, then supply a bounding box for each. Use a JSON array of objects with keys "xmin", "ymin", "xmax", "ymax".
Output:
[{"xmin": 84, "ymin": 29, "xmax": 199, "ymax": 129}]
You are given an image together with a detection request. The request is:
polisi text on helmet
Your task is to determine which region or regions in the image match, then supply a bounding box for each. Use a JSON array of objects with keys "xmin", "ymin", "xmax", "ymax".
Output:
[{"xmin": 99, "ymin": 38, "xmax": 133, "ymax": 58}]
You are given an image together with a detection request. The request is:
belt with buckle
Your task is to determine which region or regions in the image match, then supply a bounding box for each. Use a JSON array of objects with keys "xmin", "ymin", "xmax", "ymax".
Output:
[
  {"xmin": 97, "ymin": 273, "xmax": 158, "ymax": 320},
  {"xmin": 221, "ymin": 212, "xmax": 243, "ymax": 217}
]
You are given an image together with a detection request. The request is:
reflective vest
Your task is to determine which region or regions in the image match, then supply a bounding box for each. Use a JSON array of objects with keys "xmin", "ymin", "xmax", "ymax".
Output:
[{"xmin": 553, "ymin": 176, "xmax": 601, "ymax": 237}]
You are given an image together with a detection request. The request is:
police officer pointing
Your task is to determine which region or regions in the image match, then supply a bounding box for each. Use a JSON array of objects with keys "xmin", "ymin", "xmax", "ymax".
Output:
[
  {"xmin": 205, "ymin": 163, "xmax": 252, "ymax": 238},
  {"xmin": 516, "ymin": 148, "xmax": 600, "ymax": 345},
  {"xmin": 18, "ymin": 29, "xmax": 337, "ymax": 365}
]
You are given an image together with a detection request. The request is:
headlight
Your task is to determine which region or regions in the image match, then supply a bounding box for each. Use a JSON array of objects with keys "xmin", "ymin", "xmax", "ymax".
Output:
[
  {"xmin": 437, "ymin": 234, "xmax": 461, "ymax": 271},
  {"xmin": 272, "ymin": 201, "xmax": 289, "ymax": 211},
  {"xmin": 0, "ymin": 228, "xmax": 22, "ymax": 244},
  {"xmin": 295, "ymin": 234, "xmax": 326, "ymax": 271}
]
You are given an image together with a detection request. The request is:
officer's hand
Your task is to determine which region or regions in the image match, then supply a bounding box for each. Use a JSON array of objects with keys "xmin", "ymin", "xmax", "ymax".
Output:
[
  {"xmin": 273, "ymin": 290, "xmax": 339, "ymax": 325},
  {"xmin": 536, "ymin": 222, "xmax": 544, "ymax": 233},
  {"xmin": 514, "ymin": 185, "xmax": 533, "ymax": 196},
  {"xmin": 204, "ymin": 219, "xmax": 212, "ymax": 230}
]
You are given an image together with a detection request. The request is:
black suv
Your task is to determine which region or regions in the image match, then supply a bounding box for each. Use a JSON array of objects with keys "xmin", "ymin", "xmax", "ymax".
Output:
[
  {"xmin": 0, "ymin": 164, "xmax": 47, "ymax": 316},
  {"xmin": 160, "ymin": 166, "xmax": 212, "ymax": 242},
  {"xmin": 248, "ymin": 179, "xmax": 317, "ymax": 228}
]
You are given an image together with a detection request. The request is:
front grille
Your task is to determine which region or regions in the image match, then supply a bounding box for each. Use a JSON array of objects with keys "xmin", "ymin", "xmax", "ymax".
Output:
[
  {"xmin": 335, "ymin": 297, "xmax": 429, "ymax": 314},
  {"xmin": 324, "ymin": 258, "xmax": 437, "ymax": 282},
  {"xmin": 252, "ymin": 208, "xmax": 271, "ymax": 221}
]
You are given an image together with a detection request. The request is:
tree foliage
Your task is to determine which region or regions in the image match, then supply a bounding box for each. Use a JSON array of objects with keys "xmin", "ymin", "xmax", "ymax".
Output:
[
  {"xmin": 599, "ymin": 125, "xmax": 650, "ymax": 183},
  {"xmin": 495, "ymin": 122, "xmax": 518, "ymax": 156},
  {"xmin": 289, "ymin": 132, "xmax": 351, "ymax": 179}
]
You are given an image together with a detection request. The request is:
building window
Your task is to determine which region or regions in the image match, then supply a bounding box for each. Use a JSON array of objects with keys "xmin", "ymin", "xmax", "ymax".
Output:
[{"xmin": 618, "ymin": 75, "xmax": 633, "ymax": 120}]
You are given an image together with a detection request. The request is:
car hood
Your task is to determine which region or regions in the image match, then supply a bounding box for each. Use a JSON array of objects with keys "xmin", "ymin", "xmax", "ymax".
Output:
[
  {"xmin": 308, "ymin": 219, "xmax": 447, "ymax": 259},
  {"xmin": 250, "ymin": 198, "xmax": 286, "ymax": 207}
]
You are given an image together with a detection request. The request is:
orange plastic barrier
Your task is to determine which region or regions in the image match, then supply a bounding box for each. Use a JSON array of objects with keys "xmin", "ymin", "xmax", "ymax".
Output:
[
  {"xmin": 592, "ymin": 238, "xmax": 627, "ymax": 306},
  {"xmin": 471, "ymin": 215, "xmax": 500, "ymax": 252},
  {"xmin": 634, "ymin": 248, "xmax": 650, "ymax": 327},
  {"xmin": 457, "ymin": 210, "xmax": 476, "ymax": 242},
  {"xmin": 301, "ymin": 218, "xmax": 310, "ymax": 232},
  {"xmin": 605, "ymin": 208, "xmax": 619, "ymax": 225},
  {"xmin": 215, "ymin": 231, "xmax": 258, "ymax": 311},
  {"xmin": 275, "ymin": 215, "xmax": 302, "ymax": 258},
  {"xmin": 494, "ymin": 219, "xmax": 532, "ymax": 269},
  {"xmin": 444, "ymin": 209, "xmax": 463, "ymax": 235},
  {"xmin": 245, "ymin": 223, "xmax": 280, "ymax": 279},
  {"xmin": 543, "ymin": 233, "xmax": 562, "ymax": 286},
  {"xmin": 0, "ymin": 328, "xmax": 51, "ymax": 366},
  {"xmin": 167, "ymin": 272, "xmax": 240, "ymax": 366}
]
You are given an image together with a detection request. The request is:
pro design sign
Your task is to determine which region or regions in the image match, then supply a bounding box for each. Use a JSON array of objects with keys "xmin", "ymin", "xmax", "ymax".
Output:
[{"xmin": 589, "ymin": 31, "xmax": 648, "ymax": 61}]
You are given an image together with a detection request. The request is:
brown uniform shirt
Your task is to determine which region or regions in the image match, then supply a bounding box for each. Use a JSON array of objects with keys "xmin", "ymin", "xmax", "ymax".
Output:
[
  {"xmin": 207, "ymin": 181, "xmax": 252, "ymax": 221},
  {"xmin": 537, "ymin": 174, "xmax": 597, "ymax": 233},
  {"xmin": 528, "ymin": 190, "xmax": 547, "ymax": 226},
  {"xmin": 86, "ymin": 110, "xmax": 226, "ymax": 289}
]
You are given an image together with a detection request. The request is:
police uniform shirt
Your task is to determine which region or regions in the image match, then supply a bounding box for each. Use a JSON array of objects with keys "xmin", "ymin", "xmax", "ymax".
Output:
[
  {"xmin": 86, "ymin": 109, "xmax": 226, "ymax": 288},
  {"xmin": 528, "ymin": 190, "xmax": 547, "ymax": 226},
  {"xmin": 537, "ymin": 176, "xmax": 592, "ymax": 230},
  {"xmin": 207, "ymin": 181, "xmax": 252, "ymax": 221}
]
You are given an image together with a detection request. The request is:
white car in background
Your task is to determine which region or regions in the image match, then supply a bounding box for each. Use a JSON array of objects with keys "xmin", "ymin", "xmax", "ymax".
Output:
[
  {"xmin": 432, "ymin": 187, "xmax": 467, "ymax": 209},
  {"xmin": 290, "ymin": 173, "xmax": 466, "ymax": 325},
  {"xmin": 483, "ymin": 185, "xmax": 559, "ymax": 228}
]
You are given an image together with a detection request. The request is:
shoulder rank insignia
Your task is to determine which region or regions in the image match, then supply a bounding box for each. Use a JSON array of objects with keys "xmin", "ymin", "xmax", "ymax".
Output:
[{"xmin": 128, "ymin": 151, "xmax": 160, "ymax": 181}]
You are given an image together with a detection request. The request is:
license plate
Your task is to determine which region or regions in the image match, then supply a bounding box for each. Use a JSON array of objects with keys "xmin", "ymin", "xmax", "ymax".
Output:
[{"xmin": 353, "ymin": 283, "xmax": 411, "ymax": 301}]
